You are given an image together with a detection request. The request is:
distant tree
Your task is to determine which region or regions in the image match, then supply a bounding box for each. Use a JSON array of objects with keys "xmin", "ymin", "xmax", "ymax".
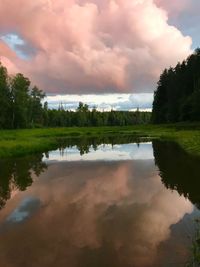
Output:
[
  {"xmin": 43, "ymin": 101, "xmax": 49, "ymax": 126},
  {"xmin": 77, "ymin": 102, "xmax": 89, "ymax": 112},
  {"xmin": 29, "ymin": 86, "xmax": 45, "ymax": 127}
]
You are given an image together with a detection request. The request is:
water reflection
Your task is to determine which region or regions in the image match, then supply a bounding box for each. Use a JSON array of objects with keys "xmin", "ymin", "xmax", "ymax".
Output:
[
  {"xmin": 0, "ymin": 136, "xmax": 148, "ymax": 209},
  {"xmin": 0, "ymin": 159, "xmax": 193, "ymax": 267},
  {"xmin": 0, "ymin": 154, "xmax": 46, "ymax": 210},
  {"xmin": 153, "ymin": 140, "xmax": 200, "ymax": 208},
  {"xmin": 0, "ymin": 138, "xmax": 200, "ymax": 267},
  {"xmin": 56, "ymin": 135, "xmax": 147, "ymax": 154},
  {"xmin": 44, "ymin": 142, "xmax": 154, "ymax": 162}
]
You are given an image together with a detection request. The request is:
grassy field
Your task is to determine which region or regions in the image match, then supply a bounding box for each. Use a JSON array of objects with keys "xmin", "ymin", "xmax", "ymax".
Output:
[{"xmin": 0, "ymin": 123, "xmax": 200, "ymax": 158}]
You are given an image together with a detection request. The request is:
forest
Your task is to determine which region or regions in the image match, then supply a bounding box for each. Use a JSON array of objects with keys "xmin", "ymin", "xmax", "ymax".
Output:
[
  {"xmin": 4, "ymin": 45, "xmax": 200, "ymax": 129},
  {"xmin": 152, "ymin": 48, "xmax": 200, "ymax": 123},
  {"xmin": 0, "ymin": 62, "xmax": 151, "ymax": 129}
]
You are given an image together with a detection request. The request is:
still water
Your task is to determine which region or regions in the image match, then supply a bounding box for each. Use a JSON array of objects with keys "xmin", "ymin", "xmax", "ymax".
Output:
[{"xmin": 0, "ymin": 138, "xmax": 199, "ymax": 267}]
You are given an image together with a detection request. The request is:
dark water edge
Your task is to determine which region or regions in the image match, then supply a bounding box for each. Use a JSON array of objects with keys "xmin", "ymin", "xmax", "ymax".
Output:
[
  {"xmin": 153, "ymin": 140, "xmax": 200, "ymax": 209},
  {"xmin": 0, "ymin": 137, "xmax": 200, "ymax": 266}
]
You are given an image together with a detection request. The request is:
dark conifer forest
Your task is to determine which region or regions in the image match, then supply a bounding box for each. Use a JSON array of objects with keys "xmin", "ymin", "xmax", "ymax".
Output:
[
  {"xmin": 0, "ymin": 62, "xmax": 151, "ymax": 129},
  {"xmin": 152, "ymin": 48, "xmax": 200, "ymax": 123}
]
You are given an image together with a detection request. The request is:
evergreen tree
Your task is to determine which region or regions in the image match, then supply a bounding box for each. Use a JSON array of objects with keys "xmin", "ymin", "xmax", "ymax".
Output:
[
  {"xmin": 11, "ymin": 73, "xmax": 31, "ymax": 128},
  {"xmin": 29, "ymin": 86, "xmax": 45, "ymax": 127},
  {"xmin": 0, "ymin": 63, "xmax": 11, "ymax": 128},
  {"xmin": 152, "ymin": 48, "xmax": 200, "ymax": 123}
]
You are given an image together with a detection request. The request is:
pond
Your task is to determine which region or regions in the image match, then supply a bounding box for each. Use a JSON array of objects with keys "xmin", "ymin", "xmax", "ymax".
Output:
[{"xmin": 0, "ymin": 137, "xmax": 199, "ymax": 267}]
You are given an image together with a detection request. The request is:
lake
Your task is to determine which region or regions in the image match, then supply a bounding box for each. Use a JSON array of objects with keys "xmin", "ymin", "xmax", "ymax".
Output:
[{"xmin": 0, "ymin": 137, "xmax": 199, "ymax": 267}]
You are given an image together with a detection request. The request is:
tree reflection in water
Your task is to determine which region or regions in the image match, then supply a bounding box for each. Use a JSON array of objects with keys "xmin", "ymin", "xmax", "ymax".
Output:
[
  {"xmin": 1, "ymin": 137, "xmax": 199, "ymax": 217},
  {"xmin": 0, "ymin": 136, "xmax": 146, "ymax": 210},
  {"xmin": 0, "ymin": 154, "xmax": 47, "ymax": 209},
  {"xmin": 0, "ymin": 138, "xmax": 199, "ymax": 267},
  {"xmin": 153, "ymin": 140, "xmax": 200, "ymax": 209}
]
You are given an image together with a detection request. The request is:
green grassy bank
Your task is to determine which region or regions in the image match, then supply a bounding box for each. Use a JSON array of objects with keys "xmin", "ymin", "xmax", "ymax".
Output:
[{"xmin": 0, "ymin": 123, "xmax": 200, "ymax": 158}]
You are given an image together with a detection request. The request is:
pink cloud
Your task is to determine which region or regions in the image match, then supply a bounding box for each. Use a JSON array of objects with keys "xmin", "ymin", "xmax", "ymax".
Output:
[
  {"xmin": 0, "ymin": 161, "xmax": 193, "ymax": 267},
  {"xmin": 0, "ymin": 0, "xmax": 192, "ymax": 94}
]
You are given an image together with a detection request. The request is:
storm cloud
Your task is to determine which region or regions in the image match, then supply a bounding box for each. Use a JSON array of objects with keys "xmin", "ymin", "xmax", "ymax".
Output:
[{"xmin": 0, "ymin": 0, "xmax": 192, "ymax": 94}]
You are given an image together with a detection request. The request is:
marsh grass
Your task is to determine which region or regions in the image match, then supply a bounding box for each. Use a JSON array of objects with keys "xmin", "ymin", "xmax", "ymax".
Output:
[{"xmin": 0, "ymin": 123, "xmax": 200, "ymax": 158}]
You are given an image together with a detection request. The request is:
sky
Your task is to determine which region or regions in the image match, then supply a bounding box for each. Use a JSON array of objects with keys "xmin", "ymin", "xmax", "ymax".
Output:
[{"xmin": 0, "ymin": 0, "xmax": 198, "ymax": 110}]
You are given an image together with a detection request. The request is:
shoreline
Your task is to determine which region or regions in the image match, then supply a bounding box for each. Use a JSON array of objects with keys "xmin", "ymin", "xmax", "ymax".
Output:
[{"xmin": 0, "ymin": 124, "xmax": 200, "ymax": 158}]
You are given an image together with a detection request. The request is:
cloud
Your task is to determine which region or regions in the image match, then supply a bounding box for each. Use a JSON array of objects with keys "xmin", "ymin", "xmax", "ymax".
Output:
[
  {"xmin": 0, "ymin": 0, "xmax": 192, "ymax": 94},
  {"xmin": 155, "ymin": 0, "xmax": 200, "ymax": 49},
  {"xmin": 0, "ymin": 159, "xmax": 193, "ymax": 267},
  {"xmin": 44, "ymin": 93, "xmax": 153, "ymax": 110}
]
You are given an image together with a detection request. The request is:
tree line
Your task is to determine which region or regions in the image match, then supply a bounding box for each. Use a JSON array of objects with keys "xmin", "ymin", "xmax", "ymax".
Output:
[
  {"xmin": 46, "ymin": 104, "xmax": 151, "ymax": 127},
  {"xmin": 0, "ymin": 62, "xmax": 45, "ymax": 129},
  {"xmin": 152, "ymin": 48, "xmax": 200, "ymax": 123},
  {"xmin": 0, "ymin": 62, "xmax": 151, "ymax": 129}
]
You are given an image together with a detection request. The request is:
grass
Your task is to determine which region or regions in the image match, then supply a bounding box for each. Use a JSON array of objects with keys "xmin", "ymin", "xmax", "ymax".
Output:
[{"xmin": 1, "ymin": 123, "xmax": 200, "ymax": 158}]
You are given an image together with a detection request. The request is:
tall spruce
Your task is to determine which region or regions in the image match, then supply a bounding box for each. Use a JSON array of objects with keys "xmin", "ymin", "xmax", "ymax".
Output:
[{"xmin": 152, "ymin": 48, "xmax": 200, "ymax": 123}]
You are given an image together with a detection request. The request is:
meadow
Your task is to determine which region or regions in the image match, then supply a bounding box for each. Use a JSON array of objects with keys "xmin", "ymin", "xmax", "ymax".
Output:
[{"xmin": 0, "ymin": 123, "xmax": 200, "ymax": 158}]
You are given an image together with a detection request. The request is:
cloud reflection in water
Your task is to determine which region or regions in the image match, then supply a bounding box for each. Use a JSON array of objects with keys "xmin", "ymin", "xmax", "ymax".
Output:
[{"xmin": 0, "ymin": 142, "xmax": 194, "ymax": 267}]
